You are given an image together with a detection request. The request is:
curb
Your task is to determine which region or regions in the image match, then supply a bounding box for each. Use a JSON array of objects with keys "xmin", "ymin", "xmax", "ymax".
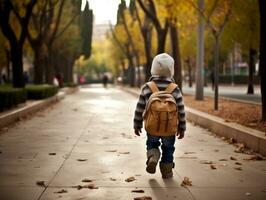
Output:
[
  {"xmin": 120, "ymin": 86, "xmax": 266, "ymax": 156},
  {"xmin": 0, "ymin": 87, "xmax": 78, "ymax": 129}
]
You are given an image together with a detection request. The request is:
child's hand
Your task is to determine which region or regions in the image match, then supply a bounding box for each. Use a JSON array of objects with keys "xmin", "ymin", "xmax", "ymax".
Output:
[
  {"xmin": 134, "ymin": 128, "xmax": 142, "ymax": 136},
  {"xmin": 176, "ymin": 131, "xmax": 185, "ymax": 139}
]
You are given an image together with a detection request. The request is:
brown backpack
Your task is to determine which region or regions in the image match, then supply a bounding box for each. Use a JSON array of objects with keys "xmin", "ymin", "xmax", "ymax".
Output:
[{"xmin": 143, "ymin": 81, "xmax": 178, "ymax": 136}]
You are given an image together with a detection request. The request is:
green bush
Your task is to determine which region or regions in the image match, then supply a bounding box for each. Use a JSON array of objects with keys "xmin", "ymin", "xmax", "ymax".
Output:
[
  {"xmin": 63, "ymin": 82, "xmax": 78, "ymax": 87},
  {"xmin": 26, "ymin": 84, "xmax": 58, "ymax": 100},
  {"xmin": 0, "ymin": 86, "xmax": 27, "ymax": 112}
]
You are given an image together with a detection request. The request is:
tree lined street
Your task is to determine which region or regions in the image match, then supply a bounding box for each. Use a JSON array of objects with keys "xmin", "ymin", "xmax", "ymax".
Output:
[{"xmin": 0, "ymin": 86, "xmax": 265, "ymax": 200}]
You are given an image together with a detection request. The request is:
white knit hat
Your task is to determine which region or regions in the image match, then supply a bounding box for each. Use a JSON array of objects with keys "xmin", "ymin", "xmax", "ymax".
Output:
[{"xmin": 151, "ymin": 53, "xmax": 174, "ymax": 77}]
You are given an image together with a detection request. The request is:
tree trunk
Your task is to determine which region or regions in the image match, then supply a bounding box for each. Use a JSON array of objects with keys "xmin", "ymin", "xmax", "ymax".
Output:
[
  {"xmin": 128, "ymin": 57, "xmax": 135, "ymax": 87},
  {"xmin": 143, "ymin": 32, "xmax": 152, "ymax": 81},
  {"xmin": 187, "ymin": 57, "xmax": 193, "ymax": 88},
  {"xmin": 247, "ymin": 48, "xmax": 257, "ymax": 94},
  {"xmin": 44, "ymin": 53, "xmax": 54, "ymax": 84},
  {"xmin": 157, "ymin": 29, "xmax": 167, "ymax": 54},
  {"xmin": 258, "ymin": 0, "xmax": 266, "ymax": 121},
  {"xmin": 214, "ymin": 36, "xmax": 220, "ymax": 110},
  {"xmin": 4, "ymin": 48, "xmax": 10, "ymax": 82},
  {"xmin": 10, "ymin": 44, "xmax": 24, "ymax": 88},
  {"xmin": 170, "ymin": 22, "xmax": 182, "ymax": 91},
  {"xmin": 195, "ymin": 0, "xmax": 205, "ymax": 100},
  {"xmin": 33, "ymin": 46, "xmax": 45, "ymax": 84}
]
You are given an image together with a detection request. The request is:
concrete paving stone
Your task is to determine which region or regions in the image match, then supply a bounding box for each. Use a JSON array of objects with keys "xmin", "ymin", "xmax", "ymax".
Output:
[
  {"xmin": 40, "ymin": 186, "xmax": 194, "ymax": 200},
  {"xmin": 188, "ymin": 187, "xmax": 266, "ymax": 200},
  {"xmin": 0, "ymin": 186, "xmax": 44, "ymax": 200}
]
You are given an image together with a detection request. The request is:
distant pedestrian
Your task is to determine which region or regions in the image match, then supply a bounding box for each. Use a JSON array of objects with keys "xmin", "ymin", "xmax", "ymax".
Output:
[
  {"xmin": 24, "ymin": 71, "xmax": 29, "ymax": 84},
  {"xmin": 102, "ymin": 74, "xmax": 108, "ymax": 88},
  {"xmin": 133, "ymin": 53, "xmax": 186, "ymax": 179}
]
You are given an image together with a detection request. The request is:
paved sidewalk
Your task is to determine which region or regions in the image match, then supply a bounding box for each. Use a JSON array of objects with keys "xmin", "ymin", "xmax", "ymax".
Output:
[
  {"xmin": 183, "ymin": 84, "xmax": 261, "ymax": 104},
  {"xmin": 0, "ymin": 85, "xmax": 265, "ymax": 200}
]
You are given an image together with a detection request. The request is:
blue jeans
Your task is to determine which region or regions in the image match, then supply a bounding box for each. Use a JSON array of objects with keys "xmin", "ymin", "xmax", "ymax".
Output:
[{"xmin": 146, "ymin": 134, "xmax": 176, "ymax": 163}]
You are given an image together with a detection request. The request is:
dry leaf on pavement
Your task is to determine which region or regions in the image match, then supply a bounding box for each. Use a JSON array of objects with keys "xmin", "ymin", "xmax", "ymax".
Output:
[
  {"xmin": 134, "ymin": 196, "xmax": 152, "ymax": 200},
  {"xmin": 49, "ymin": 153, "xmax": 56, "ymax": 155},
  {"xmin": 200, "ymin": 160, "xmax": 213, "ymax": 164},
  {"xmin": 234, "ymin": 167, "xmax": 243, "ymax": 171},
  {"xmin": 181, "ymin": 177, "xmax": 192, "ymax": 187},
  {"xmin": 54, "ymin": 189, "xmax": 68, "ymax": 194},
  {"xmin": 184, "ymin": 152, "xmax": 196, "ymax": 154},
  {"xmin": 73, "ymin": 184, "xmax": 98, "ymax": 190},
  {"xmin": 230, "ymin": 156, "xmax": 237, "ymax": 160},
  {"xmin": 118, "ymin": 151, "xmax": 130, "ymax": 154},
  {"xmin": 235, "ymin": 162, "xmax": 242, "ymax": 165},
  {"xmin": 82, "ymin": 178, "xmax": 93, "ymax": 183},
  {"xmin": 125, "ymin": 176, "xmax": 136, "ymax": 182},
  {"xmin": 110, "ymin": 178, "xmax": 116, "ymax": 181},
  {"xmin": 131, "ymin": 189, "xmax": 145, "ymax": 193},
  {"xmin": 243, "ymin": 155, "xmax": 263, "ymax": 161},
  {"xmin": 77, "ymin": 159, "xmax": 87, "ymax": 162},
  {"xmin": 36, "ymin": 181, "xmax": 46, "ymax": 187},
  {"xmin": 105, "ymin": 150, "xmax": 117, "ymax": 152},
  {"xmin": 219, "ymin": 159, "xmax": 228, "ymax": 161},
  {"xmin": 210, "ymin": 164, "xmax": 217, "ymax": 169}
]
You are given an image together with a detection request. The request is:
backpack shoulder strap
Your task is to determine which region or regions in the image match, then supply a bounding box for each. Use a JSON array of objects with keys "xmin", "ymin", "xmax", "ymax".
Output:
[
  {"xmin": 165, "ymin": 83, "xmax": 178, "ymax": 93},
  {"xmin": 147, "ymin": 81, "xmax": 159, "ymax": 93}
]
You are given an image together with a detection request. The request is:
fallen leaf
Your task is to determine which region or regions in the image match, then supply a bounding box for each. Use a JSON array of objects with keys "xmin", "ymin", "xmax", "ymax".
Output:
[
  {"xmin": 36, "ymin": 181, "xmax": 46, "ymax": 187},
  {"xmin": 243, "ymin": 155, "xmax": 263, "ymax": 161},
  {"xmin": 73, "ymin": 184, "xmax": 98, "ymax": 190},
  {"xmin": 82, "ymin": 178, "xmax": 93, "ymax": 183},
  {"xmin": 181, "ymin": 177, "xmax": 192, "ymax": 187},
  {"xmin": 49, "ymin": 153, "xmax": 56, "ymax": 155},
  {"xmin": 213, "ymin": 149, "xmax": 219, "ymax": 152},
  {"xmin": 54, "ymin": 189, "xmax": 68, "ymax": 194},
  {"xmin": 184, "ymin": 152, "xmax": 196, "ymax": 154},
  {"xmin": 230, "ymin": 156, "xmax": 237, "ymax": 161},
  {"xmin": 125, "ymin": 176, "xmax": 136, "ymax": 182},
  {"xmin": 131, "ymin": 189, "xmax": 145, "ymax": 193},
  {"xmin": 219, "ymin": 159, "xmax": 228, "ymax": 161},
  {"xmin": 200, "ymin": 160, "xmax": 213, "ymax": 164},
  {"xmin": 118, "ymin": 151, "xmax": 130, "ymax": 154},
  {"xmin": 210, "ymin": 164, "xmax": 217, "ymax": 170},
  {"xmin": 134, "ymin": 196, "xmax": 152, "ymax": 200},
  {"xmin": 234, "ymin": 167, "xmax": 242, "ymax": 171},
  {"xmin": 105, "ymin": 150, "xmax": 117, "ymax": 152},
  {"xmin": 110, "ymin": 178, "xmax": 116, "ymax": 181},
  {"xmin": 77, "ymin": 159, "xmax": 87, "ymax": 162},
  {"xmin": 235, "ymin": 162, "xmax": 242, "ymax": 165}
]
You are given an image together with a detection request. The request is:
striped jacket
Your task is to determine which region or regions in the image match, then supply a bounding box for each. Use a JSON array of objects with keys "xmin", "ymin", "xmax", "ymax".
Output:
[{"xmin": 133, "ymin": 77, "xmax": 186, "ymax": 133}]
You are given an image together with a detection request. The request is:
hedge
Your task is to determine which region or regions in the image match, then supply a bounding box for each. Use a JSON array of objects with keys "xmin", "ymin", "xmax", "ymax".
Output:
[
  {"xmin": 63, "ymin": 82, "xmax": 78, "ymax": 87},
  {"xmin": 0, "ymin": 86, "xmax": 27, "ymax": 112},
  {"xmin": 218, "ymin": 75, "xmax": 260, "ymax": 84},
  {"xmin": 26, "ymin": 84, "xmax": 58, "ymax": 100}
]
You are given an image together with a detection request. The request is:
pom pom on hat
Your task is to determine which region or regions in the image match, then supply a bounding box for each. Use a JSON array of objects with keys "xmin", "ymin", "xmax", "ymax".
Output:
[{"xmin": 150, "ymin": 53, "xmax": 174, "ymax": 77}]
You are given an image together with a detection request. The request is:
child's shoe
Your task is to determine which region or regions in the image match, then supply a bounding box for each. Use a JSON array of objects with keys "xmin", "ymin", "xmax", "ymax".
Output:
[
  {"xmin": 146, "ymin": 148, "xmax": 160, "ymax": 174},
  {"xmin": 159, "ymin": 162, "xmax": 174, "ymax": 179}
]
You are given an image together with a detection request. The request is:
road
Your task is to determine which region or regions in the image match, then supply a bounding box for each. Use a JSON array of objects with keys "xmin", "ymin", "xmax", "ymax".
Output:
[
  {"xmin": 183, "ymin": 84, "xmax": 261, "ymax": 104},
  {"xmin": 0, "ymin": 85, "xmax": 265, "ymax": 200}
]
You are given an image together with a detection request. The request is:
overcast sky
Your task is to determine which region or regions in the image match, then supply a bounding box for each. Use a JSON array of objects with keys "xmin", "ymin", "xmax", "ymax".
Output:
[{"xmin": 81, "ymin": 0, "xmax": 129, "ymax": 25}]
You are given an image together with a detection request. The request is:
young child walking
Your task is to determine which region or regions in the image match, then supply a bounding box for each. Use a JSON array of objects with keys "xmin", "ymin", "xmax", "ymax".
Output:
[{"xmin": 134, "ymin": 53, "xmax": 186, "ymax": 179}]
